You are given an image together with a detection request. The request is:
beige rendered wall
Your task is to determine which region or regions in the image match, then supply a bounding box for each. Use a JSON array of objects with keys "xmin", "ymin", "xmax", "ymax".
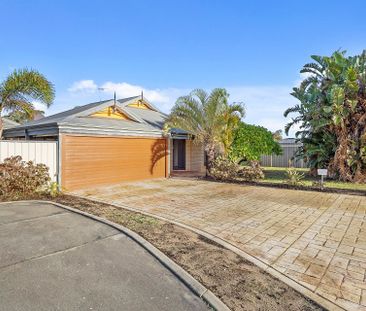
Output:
[{"xmin": 189, "ymin": 140, "xmax": 205, "ymax": 172}]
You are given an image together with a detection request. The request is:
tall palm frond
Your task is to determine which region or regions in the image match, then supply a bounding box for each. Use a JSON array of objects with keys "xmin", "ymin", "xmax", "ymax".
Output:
[
  {"xmin": 166, "ymin": 88, "xmax": 245, "ymax": 168},
  {"xmin": 284, "ymin": 50, "xmax": 366, "ymax": 181},
  {"xmin": 0, "ymin": 68, "xmax": 55, "ymax": 137}
]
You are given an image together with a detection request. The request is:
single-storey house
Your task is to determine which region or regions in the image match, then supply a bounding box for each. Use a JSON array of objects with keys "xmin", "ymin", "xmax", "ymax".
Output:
[
  {"xmin": 3, "ymin": 117, "xmax": 19, "ymax": 129},
  {"xmin": 3, "ymin": 95, "xmax": 206, "ymax": 190}
]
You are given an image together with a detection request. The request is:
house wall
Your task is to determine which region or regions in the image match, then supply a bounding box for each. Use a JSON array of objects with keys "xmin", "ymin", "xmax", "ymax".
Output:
[
  {"xmin": 170, "ymin": 138, "xmax": 205, "ymax": 173},
  {"xmin": 61, "ymin": 134, "xmax": 167, "ymax": 191},
  {"xmin": 186, "ymin": 140, "xmax": 192, "ymax": 171},
  {"xmin": 190, "ymin": 141, "xmax": 206, "ymax": 172}
]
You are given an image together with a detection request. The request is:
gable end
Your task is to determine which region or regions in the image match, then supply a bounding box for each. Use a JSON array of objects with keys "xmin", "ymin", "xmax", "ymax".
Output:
[
  {"xmin": 90, "ymin": 106, "xmax": 133, "ymax": 120},
  {"xmin": 127, "ymin": 99, "xmax": 155, "ymax": 111}
]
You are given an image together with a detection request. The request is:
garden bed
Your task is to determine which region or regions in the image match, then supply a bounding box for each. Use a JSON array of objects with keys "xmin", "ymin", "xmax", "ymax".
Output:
[
  {"xmin": 204, "ymin": 166, "xmax": 366, "ymax": 197},
  {"xmin": 262, "ymin": 167, "xmax": 366, "ymax": 192},
  {"xmin": 50, "ymin": 194, "xmax": 323, "ymax": 311}
]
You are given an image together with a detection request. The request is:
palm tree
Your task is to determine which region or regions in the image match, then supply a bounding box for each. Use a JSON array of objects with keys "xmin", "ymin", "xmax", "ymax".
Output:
[
  {"xmin": 0, "ymin": 68, "xmax": 55, "ymax": 138},
  {"xmin": 166, "ymin": 88, "xmax": 245, "ymax": 170},
  {"xmin": 5, "ymin": 109, "xmax": 45, "ymax": 124},
  {"xmin": 284, "ymin": 50, "xmax": 366, "ymax": 182}
]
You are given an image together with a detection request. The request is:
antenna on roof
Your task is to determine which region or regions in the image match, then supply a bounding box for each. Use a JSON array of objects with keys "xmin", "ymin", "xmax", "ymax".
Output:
[
  {"xmin": 97, "ymin": 87, "xmax": 117, "ymax": 110},
  {"xmin": 113, "ymin": 91, "xmax": 117, "ymax": 111},
  {"xmin": 138, "ymin": 90, "xmax": 144, "ymax": 107},
  {"xmin": 98, "ymin": 87, "xmax": 105, "ymax": 103}
]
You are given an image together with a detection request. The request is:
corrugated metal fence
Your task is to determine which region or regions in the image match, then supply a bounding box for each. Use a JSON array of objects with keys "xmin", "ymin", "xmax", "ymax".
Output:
[
  {"xmin": 260, "ymin": 144, "xmax": 305, "ymax": 168},
  {"xmin": 0, "ymin": 140, "xmax": 58, "ymax": 181}
]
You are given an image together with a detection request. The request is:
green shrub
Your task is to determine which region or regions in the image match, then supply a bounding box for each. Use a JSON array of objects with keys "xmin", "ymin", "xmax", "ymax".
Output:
[
  {"xmin": 0, "ymin": 156, "xmax": 51, "ymax": 200},
  {"xmin": 284, "ymin": 167, "xmax": 305, "ymax": 186},
  {"xmin": 237, "ymin": 161, "xmax": 264, "ymax": 181},
  {"xmin": 230, "ymin": 122, "xmax": 282, "ymax": 162}
]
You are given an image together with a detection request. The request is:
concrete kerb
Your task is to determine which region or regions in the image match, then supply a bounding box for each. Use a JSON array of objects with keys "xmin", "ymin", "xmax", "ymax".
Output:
[
  {"xmin": 68, "ymin": 195, "xmax": 345, "ymax": 311},
  {"xmin": 0, "ymin": 200, "xmax": 230, "ymax": 311}
]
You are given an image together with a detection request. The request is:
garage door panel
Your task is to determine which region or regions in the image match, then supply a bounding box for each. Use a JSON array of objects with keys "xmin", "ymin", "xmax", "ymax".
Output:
[{"xmin": 61, "ymin": 135, "xmax": 167, "ymax": 190}]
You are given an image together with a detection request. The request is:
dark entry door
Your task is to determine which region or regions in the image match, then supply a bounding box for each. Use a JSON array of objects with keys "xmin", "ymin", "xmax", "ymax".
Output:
[{"xmin": 173, "ymin": 139, "xmax": 186, "ymax": 170}]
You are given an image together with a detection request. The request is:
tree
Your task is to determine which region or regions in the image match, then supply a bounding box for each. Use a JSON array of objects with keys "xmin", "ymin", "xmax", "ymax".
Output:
[
  {"xmin": 230, "ymin": 122, "xmax": 282, "ymax": 162},
  {"xmin": 0, "ymin": 68, "xmax": 55, "ymax": 137},
  {"xmin": 272, "ymin": 129, "xmax": 283, "ymax": 141},
  {"xmin": 166, "ymin": 88, "xmax": 245, "ymax": 169},
  {"xmin": 5, "ymin": 109, "xmax": 44, "ymax": 124},
  {"xmin": 284, "ymin": 50, "xmax": 366, "ymax": 182}
]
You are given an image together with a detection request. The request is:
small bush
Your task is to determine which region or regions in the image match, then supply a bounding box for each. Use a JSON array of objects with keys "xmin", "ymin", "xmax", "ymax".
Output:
[
  {"xmin": 210, "ymin": 157, "xmax": 264, "ymax": 182},
  {"xmin": 312, "ymin": 180, "xmax": 325, "ymax": 189},
  {"xmin": 284, "ymin": 167, "xmax": 305, "ymax": 186},
  {"xmin": 0, "ymin": 156, "xmax": 51, "ymax": 200},
  {"xmin": 210, "ymin": 156, "xmax": 240, "ymax": 181},
  {"xmin": 237, "ymin": 161, "xmax": 264, "ymax": 181},
  {"xmin": 47, "ymin": 182, "xmax": 60, "ymax": 198}
]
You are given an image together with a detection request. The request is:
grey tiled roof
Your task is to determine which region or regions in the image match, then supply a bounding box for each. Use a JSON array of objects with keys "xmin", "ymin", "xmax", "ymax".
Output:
[{"xmin": 7, "ymin": 96, "xmax": 167, "ymax": 133}]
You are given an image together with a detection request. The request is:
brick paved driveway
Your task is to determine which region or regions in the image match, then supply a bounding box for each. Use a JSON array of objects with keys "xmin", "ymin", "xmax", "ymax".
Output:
[{"xmin": 76, "ymin": 178, "xmax": 366, "ymax": 311}]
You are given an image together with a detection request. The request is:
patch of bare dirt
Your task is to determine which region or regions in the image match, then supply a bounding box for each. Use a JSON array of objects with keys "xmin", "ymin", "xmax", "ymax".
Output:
[{"xmin": 53, "ymin": 194, "xmax": 324, "ymax": 311}]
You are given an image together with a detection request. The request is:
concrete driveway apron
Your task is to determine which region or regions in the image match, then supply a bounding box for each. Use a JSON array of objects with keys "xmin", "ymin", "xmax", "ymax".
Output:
[{"xmin": 0, "ymin": 201, "xmax": 209, "ymax": 311}]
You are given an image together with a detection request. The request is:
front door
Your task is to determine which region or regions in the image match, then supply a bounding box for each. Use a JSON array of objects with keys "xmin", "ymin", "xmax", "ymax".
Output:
[{"xmin": 173, "ymin": 139, "xmax": 186, "ymax": 170}]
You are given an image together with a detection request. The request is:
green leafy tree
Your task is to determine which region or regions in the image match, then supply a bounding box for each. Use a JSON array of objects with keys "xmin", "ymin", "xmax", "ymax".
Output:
[
  {"xmin": 166, "ymin": 88, "xmax": 245, "ymax": 169},
  {"xmin": 284, "ymin": 50, "xmax": 366, "ymax": 182},
  {"xmin": 230, "ymin": 122, "xmax": 282, "ymax": 162},
  {"xmin": 0, "ymin": 68, "xmax": 55, "ymax": 137}
]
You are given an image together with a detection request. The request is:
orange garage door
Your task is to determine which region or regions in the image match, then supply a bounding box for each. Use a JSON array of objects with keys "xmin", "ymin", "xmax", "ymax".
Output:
[{"xmin": 61, "ymin": 135, "xmax": 167, "ymax": 191}]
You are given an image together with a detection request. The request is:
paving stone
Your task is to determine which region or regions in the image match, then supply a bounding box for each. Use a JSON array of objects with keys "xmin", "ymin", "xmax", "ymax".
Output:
[
  {"xmin": 306, "ymin": 264, "xmax": 327, "ymax": 278},
  {"xmin": 331, "ymin": 256, "xmax": 350, "ymax": 270},
  {"xmin": 361, "ymin": 290, "xmax": 366, "ymax": 306},
  {"xmin": 76, "ymin": 179, "xmax": 366, "ymax": 311},
  {"xmin": 336, "ymin": 298, "xmax": 365, "ymax": 311}
]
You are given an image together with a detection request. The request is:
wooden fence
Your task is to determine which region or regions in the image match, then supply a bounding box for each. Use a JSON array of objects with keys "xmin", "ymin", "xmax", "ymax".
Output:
[{"xmin": 0, "ymin": 140, "xmax": 58, "ymax": 181}]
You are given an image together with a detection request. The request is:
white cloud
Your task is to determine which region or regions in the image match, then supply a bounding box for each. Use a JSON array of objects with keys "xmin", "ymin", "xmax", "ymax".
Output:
[
  {"xmin": 100, "ymin": 81, "xmax": 170, "ymax": 103},
  {"xmin": 32, "ymin": 100, "xmax": 47, "ymax": 111},
  {"xmin": 68, "ymin": 80, "xmax": 98, "ymax": 92},
  {"xmin": 67, "ymin": 80, "xmax": 188, "ymax": 113}
]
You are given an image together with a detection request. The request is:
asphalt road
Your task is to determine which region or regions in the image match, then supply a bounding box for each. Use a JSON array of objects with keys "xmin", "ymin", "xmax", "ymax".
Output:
[{"xmin": 0, "ymin": 201, "xmax": 209, "ymax": 311}]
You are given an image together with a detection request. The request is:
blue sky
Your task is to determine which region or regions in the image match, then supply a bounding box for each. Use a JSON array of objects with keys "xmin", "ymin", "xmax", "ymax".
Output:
[{"xmin": 1, "ymin": 0, "xmax": 365, "ymax": 136}]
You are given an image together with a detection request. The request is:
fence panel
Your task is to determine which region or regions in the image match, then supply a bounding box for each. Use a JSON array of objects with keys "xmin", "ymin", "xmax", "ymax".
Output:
[
  {"xmin": 260, "ymin": 144, "xmax": 305, "ymax": 168},
  {"xmin": 0, "ymin": 140, "xmax": 58, "ymax": 181}
]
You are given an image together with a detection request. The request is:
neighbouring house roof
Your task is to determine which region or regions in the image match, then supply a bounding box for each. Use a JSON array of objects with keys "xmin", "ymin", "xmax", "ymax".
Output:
[
  {"xmin": 279, "ymin": 138, "xmax": 301, "ymax": 145},
  {"xmin": 2, "ymin": 117, "xmax": 19, "ymax": 129},
  {"xmin": 2, "ymin": 95, "xmax": 179, "ymax": 139}
]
